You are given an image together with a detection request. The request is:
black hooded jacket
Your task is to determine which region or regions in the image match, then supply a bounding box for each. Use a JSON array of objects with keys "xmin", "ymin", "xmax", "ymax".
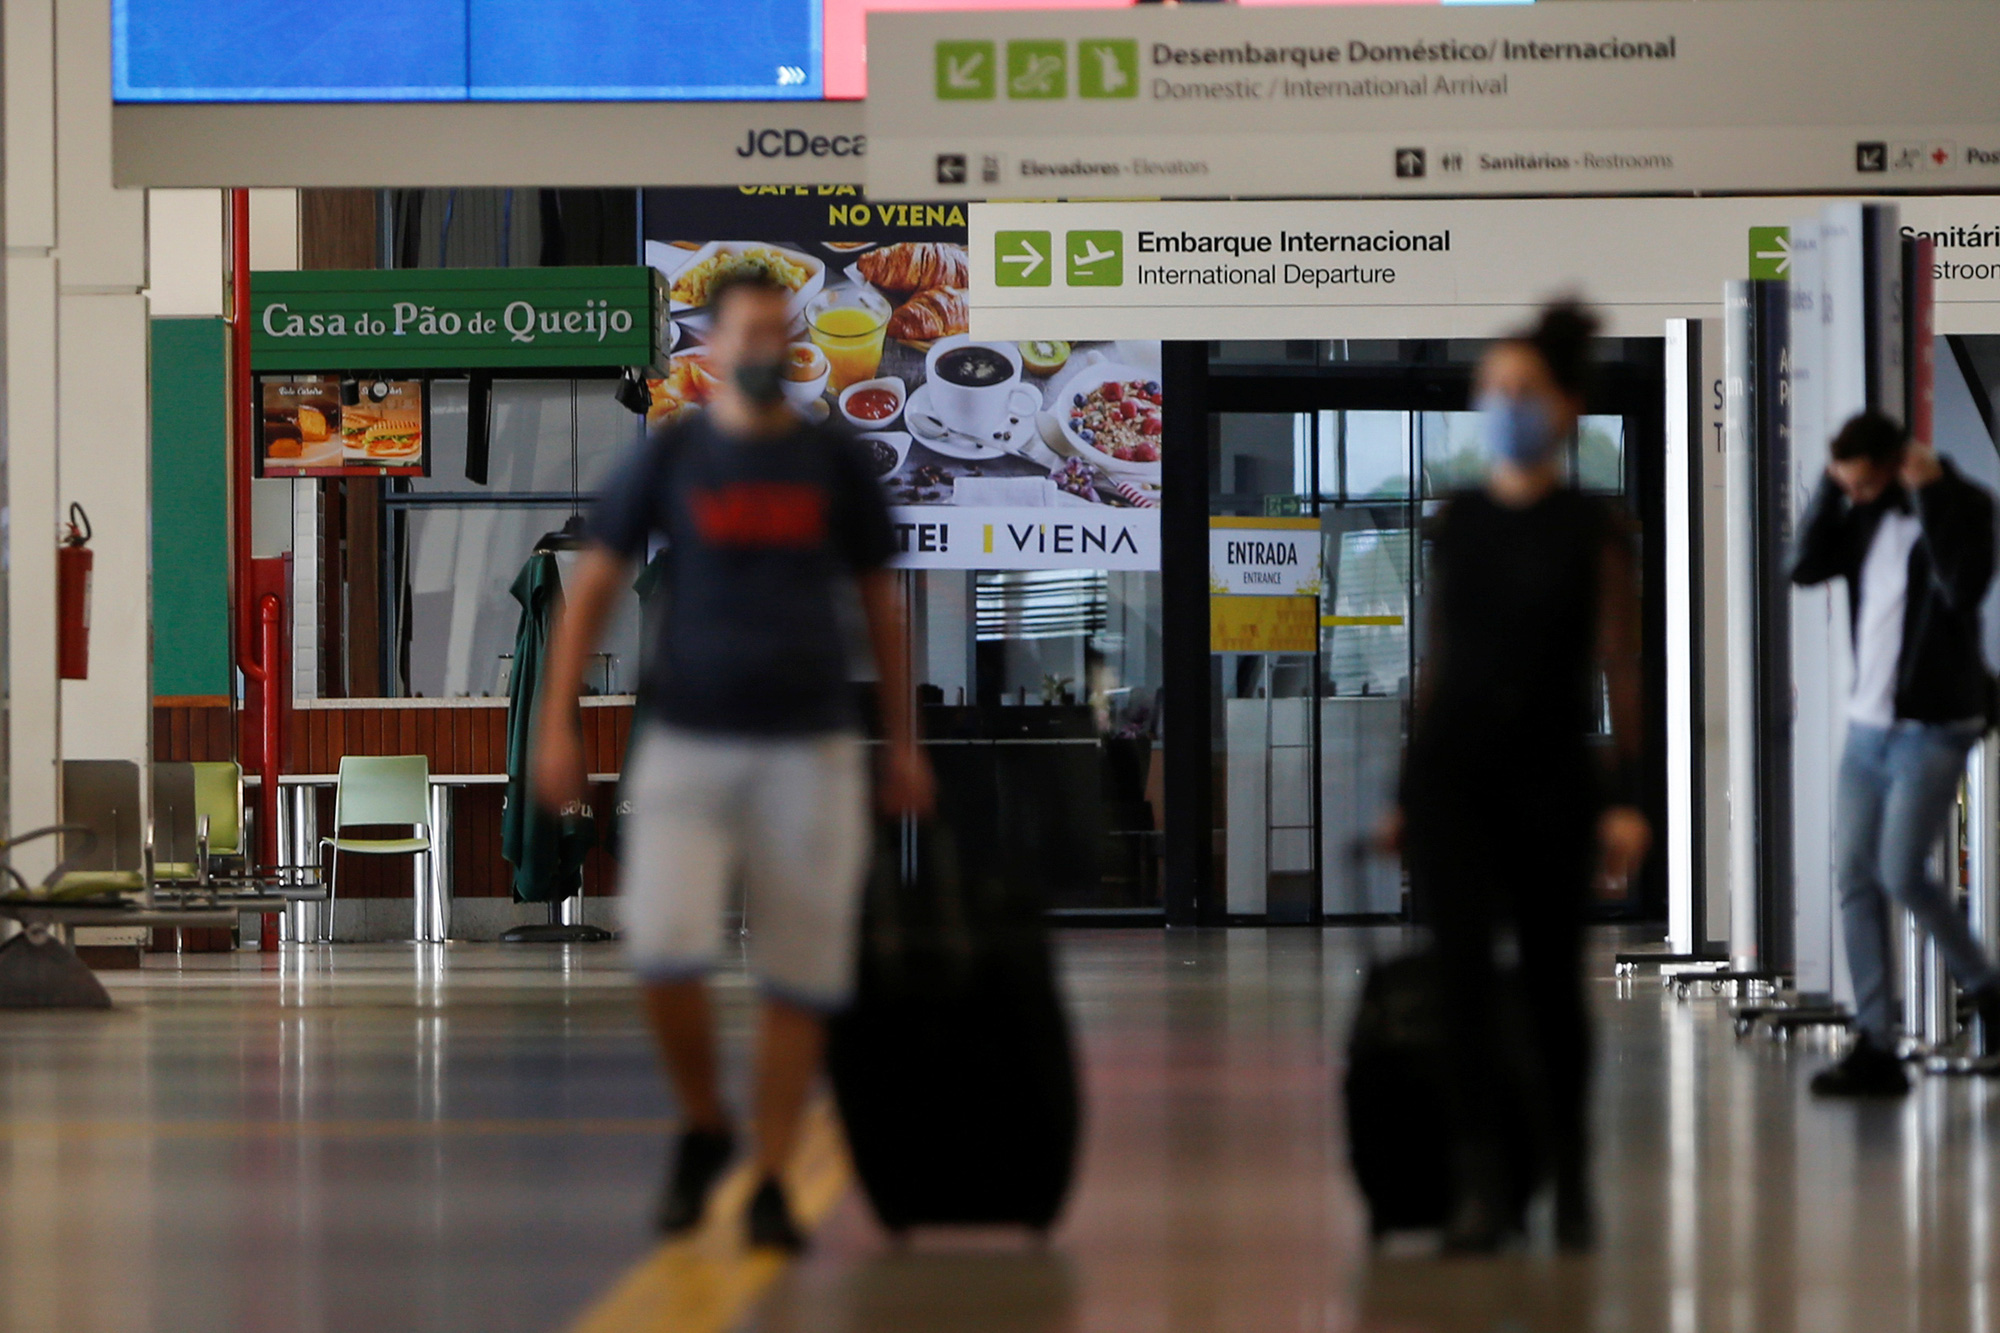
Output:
[{"xmin": 1790, "ymin": 459, "xmax": 1996, "ymax": 725}]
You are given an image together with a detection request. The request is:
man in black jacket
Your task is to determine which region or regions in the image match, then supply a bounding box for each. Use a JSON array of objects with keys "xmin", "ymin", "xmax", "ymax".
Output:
[{"xmin": 1793, "ymin": 410, "xmax": 2000, "ymax": 1095}]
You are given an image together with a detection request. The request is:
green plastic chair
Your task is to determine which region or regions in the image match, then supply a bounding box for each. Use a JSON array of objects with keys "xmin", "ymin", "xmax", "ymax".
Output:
[
  {"xmin": 153, "ymin": 762, "xmax": 261, "ymax": 904},
  {"xmin": 192, "ymin": 762, "xmax": 244, "ymax": 864},
  {"xmin": 317, "ymin": 755, "xmax": 432, "ymax": 943}
]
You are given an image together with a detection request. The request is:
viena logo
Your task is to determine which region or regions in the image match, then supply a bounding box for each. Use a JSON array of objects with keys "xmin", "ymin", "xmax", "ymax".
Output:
[
  {"xmin": 896, "ymin": 518, "xmax": 1146, "ymax": 557},
  {"xmin": 261, "ymin": 300, "xmax": 636, "ymax": 345},
  {"xmin": 736, "ymin": 129, "xmax": 867, "ymax": 159}
]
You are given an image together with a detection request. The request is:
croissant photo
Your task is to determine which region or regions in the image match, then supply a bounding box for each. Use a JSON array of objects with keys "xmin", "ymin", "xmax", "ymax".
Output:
[{"xmin": 858, "ymin": 242, "xmax": 970, "ymax": 294}]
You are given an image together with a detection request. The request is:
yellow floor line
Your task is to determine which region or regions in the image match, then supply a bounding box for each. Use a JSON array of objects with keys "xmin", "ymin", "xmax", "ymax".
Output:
[{"xmin": 568, "ymin": 1102, "xmax": 851, "ymax": 1333}]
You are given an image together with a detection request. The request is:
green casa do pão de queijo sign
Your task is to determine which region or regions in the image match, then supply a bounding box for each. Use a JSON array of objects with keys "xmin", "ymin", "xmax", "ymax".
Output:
[{"xmin": 250, "ymin": 267, "xmax": 671, "ymax": 373}]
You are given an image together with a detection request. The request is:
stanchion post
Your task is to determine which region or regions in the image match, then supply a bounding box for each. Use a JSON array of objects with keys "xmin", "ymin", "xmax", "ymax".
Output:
[{"xmin": 1970, "ymin": 737, "xmax": 2000, "ymax": 1057}]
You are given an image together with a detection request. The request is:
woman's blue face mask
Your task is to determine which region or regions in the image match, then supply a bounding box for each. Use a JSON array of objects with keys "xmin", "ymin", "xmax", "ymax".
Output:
[{"xmin": 1477, "ymin": 391, "xmax": 1559, "ymax": 466}]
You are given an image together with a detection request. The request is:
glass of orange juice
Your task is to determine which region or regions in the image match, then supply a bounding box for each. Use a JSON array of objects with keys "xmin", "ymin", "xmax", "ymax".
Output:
[{"xmin": 807, "ymin": 286, "xmax": 891, "ymax": 392}]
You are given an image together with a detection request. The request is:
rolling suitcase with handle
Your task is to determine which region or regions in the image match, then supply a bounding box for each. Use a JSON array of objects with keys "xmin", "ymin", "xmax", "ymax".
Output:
[
  {"xmin": 827, "ymin": 819, "xmax": 1081, "ymax": 1234},
  {"xmin": 1343, "ymin": 946, "xmax": 1545, "ymax": 1237}
]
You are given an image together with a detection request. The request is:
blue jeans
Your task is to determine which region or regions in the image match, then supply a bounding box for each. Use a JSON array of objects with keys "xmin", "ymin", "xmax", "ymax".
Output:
[{"xmin": 1837, "ymin": 721, "xmax": 1999, "ymax": 1042}]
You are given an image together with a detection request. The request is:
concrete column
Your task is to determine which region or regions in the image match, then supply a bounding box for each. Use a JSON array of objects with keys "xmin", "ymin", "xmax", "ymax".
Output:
[
  {"xmin": 5, "ymin": 0, "xmax": 60, "ymax": 877},
  {"xmin": 146, "ymin": 190, "xmax": 224, "ymax": 318},
  {"xmin": 55, "ymin": 0, "xmax": 151, "ymax": 785}
]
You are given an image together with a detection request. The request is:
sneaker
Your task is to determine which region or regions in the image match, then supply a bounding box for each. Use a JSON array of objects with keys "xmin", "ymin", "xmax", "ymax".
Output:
[
  {"xmin": 657, "ymin": 1127, "xmax": 735, "ymax": 1235},
  {"xmin": 1810, "ymin": 1039, "xmax": 1910, "ymax": 1098},
  {"xmin": 746, "ymin": 1176, "xmax": 807, "ymax": 1254}
]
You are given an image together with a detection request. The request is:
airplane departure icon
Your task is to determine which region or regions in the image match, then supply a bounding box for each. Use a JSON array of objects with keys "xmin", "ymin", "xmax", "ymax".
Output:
[
  {"xmin": 1072, "ymin": 239, "xmax": 1116, "ymax": 270},
  {"xmin": 1065, "ymin": 230, "xmax": 1123, "ymax": 286}
]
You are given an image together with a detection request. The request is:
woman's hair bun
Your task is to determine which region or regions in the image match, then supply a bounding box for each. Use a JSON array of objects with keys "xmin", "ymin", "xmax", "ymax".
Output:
[{"xmin": 1513, "ymin": 296, "xmax": 1601, "ymax": 399}]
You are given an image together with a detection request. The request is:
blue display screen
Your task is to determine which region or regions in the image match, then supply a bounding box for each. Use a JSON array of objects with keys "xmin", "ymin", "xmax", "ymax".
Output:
[{"xmin": 114, "ymin": 0, "xmax": 823, "ymax": 102}]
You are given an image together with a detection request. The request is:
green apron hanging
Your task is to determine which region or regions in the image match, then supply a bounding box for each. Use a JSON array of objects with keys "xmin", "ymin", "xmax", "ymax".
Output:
[{"xmin": 501, "ymin": 551, "xmax": 597, "ymax": 903}]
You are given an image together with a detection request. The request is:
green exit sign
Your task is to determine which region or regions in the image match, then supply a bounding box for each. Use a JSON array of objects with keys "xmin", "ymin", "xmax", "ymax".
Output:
[{"xmin": 250, "ymin": 267, "xmax": 670, "ymax": 373}]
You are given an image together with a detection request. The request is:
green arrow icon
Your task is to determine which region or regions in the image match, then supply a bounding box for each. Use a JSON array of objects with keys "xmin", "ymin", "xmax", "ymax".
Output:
[
  {"xmin": 1749, "ymin": 226, "xmax": 1791, "ymax": 280},
  {"xmin": 995, "ymin": 230, "xmax": 1052, "ymax": 287},
  {"xmin": 936, "ymin": 41, "xmax": 995, "ymax": 100}
]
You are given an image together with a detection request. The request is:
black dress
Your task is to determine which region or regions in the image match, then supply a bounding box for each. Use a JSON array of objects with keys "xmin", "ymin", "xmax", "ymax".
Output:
[{"xmin": 1401, "ymin": 486, "xmax": 1634, "ymax": 1189}]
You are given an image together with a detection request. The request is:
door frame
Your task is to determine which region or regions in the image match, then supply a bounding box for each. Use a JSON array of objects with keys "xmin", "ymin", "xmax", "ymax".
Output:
[{"xmin": 1166, "ymin": 343, "xmax": 1668, "ymax": 926}]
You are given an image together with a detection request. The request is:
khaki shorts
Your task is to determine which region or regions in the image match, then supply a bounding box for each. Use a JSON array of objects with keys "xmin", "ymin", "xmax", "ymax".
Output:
[{"xmin": 618, "ymin": 724, "xmax": 870, "ymax": 1010}]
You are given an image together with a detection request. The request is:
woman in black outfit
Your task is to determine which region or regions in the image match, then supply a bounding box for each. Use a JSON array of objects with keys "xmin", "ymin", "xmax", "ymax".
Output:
[{"xmin": 1391, "ymin": 301, "xmax": 1649, "ymax": 1253}]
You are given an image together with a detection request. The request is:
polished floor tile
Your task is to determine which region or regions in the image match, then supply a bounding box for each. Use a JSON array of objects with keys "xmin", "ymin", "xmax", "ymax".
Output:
[
  {"xmin": 0, "ymin": 945, "xmax": 687, "ymax": 1333},
  {"xmin": 3, "ymin": 930, "xmax": 1999, "ymax": 1333}
]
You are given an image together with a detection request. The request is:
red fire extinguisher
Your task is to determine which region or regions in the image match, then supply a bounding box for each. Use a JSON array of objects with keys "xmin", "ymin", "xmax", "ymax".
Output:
[{"xmin": 58, "ymin": 503, "xmax": 92, "ymax": 681}]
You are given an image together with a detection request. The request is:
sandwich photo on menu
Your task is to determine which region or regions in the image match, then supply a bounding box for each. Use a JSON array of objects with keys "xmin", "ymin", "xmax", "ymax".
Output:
[{"xmin": 340, "ymin": 382, "xmax": 425, "ymax": 466}]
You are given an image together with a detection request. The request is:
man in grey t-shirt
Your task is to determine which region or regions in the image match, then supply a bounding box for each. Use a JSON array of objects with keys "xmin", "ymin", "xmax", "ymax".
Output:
[{"xmin": 537, "ymin": 273, "xmax": 932, "ymax": 1248}]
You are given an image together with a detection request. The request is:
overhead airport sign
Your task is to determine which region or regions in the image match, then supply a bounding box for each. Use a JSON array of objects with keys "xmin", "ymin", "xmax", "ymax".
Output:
[
  {"xmin": 250, "ymin": 268, "xmax": 671, "ymax": 372},
  {"xmin": 967, "ymin": 197, "xmax": 2000, "ymax": 341},
  {"xmin": 867, "ymin": 1, "xmax": 2000, "ymax": 201}
]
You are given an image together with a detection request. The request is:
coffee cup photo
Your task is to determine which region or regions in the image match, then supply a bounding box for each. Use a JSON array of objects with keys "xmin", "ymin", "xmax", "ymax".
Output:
[{"xmin": 924, "ymin": 335, "xmax": 1035, "ymax": 440}]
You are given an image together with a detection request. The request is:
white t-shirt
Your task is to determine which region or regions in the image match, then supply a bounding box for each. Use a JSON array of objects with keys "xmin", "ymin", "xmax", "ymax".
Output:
[{"xmin": 1849, "ymin": 508, "xmax": 1921, "ymax": 726}]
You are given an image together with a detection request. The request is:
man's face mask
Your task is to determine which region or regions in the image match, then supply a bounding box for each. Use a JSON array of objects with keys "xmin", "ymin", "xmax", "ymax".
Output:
[
  {"xmin": 1477, "ymin": 391, "xmax": 1559, "ymax": 466},
  {"xmin": 733, "ymin": 356, "xmax": 786, "ymax": 406}
]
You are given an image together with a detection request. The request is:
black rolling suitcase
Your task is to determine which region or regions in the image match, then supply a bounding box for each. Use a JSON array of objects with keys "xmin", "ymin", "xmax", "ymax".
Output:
[
  {"xmin": 827, "ymin": 821, "xmax": 1081, "ymax": 1234},
  {"xmin": 1342, "ymin": 948, "xmax": 1543, "ymax": 1236}
]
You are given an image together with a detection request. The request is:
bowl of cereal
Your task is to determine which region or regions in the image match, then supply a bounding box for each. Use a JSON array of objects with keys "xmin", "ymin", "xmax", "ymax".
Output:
[{"xmin": 1055, "ymin": 363, "xmax": 1164, "ymax": 478}]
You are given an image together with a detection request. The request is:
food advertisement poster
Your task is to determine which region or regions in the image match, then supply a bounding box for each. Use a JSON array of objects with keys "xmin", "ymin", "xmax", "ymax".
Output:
[
  {"xmin": 641, "ymin": 186, "xmax": 1162, "ymax": 571},
  {"xmin": 258, "ymin": 375, "xmax": 427, "ymax": 478}
]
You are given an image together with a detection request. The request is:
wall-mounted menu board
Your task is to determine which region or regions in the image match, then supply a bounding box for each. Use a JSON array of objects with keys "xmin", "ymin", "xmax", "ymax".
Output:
[{"xmin": 258, "ymin": 376, "xmax": 428, "ymax": 478}]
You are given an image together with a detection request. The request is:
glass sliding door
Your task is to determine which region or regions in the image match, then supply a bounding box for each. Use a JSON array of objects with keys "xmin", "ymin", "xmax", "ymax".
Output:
[
  {"xmin": 1315, "ymin": 409, "xmax": 1416, "ymax": 918},
  {"xmin": 1205, "ymin": 337, "xmax": 1664, "ymax": 923},
  {"xmin": 1210, "ymin": 411, "xmax": 1321, "ymax": 922}
]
